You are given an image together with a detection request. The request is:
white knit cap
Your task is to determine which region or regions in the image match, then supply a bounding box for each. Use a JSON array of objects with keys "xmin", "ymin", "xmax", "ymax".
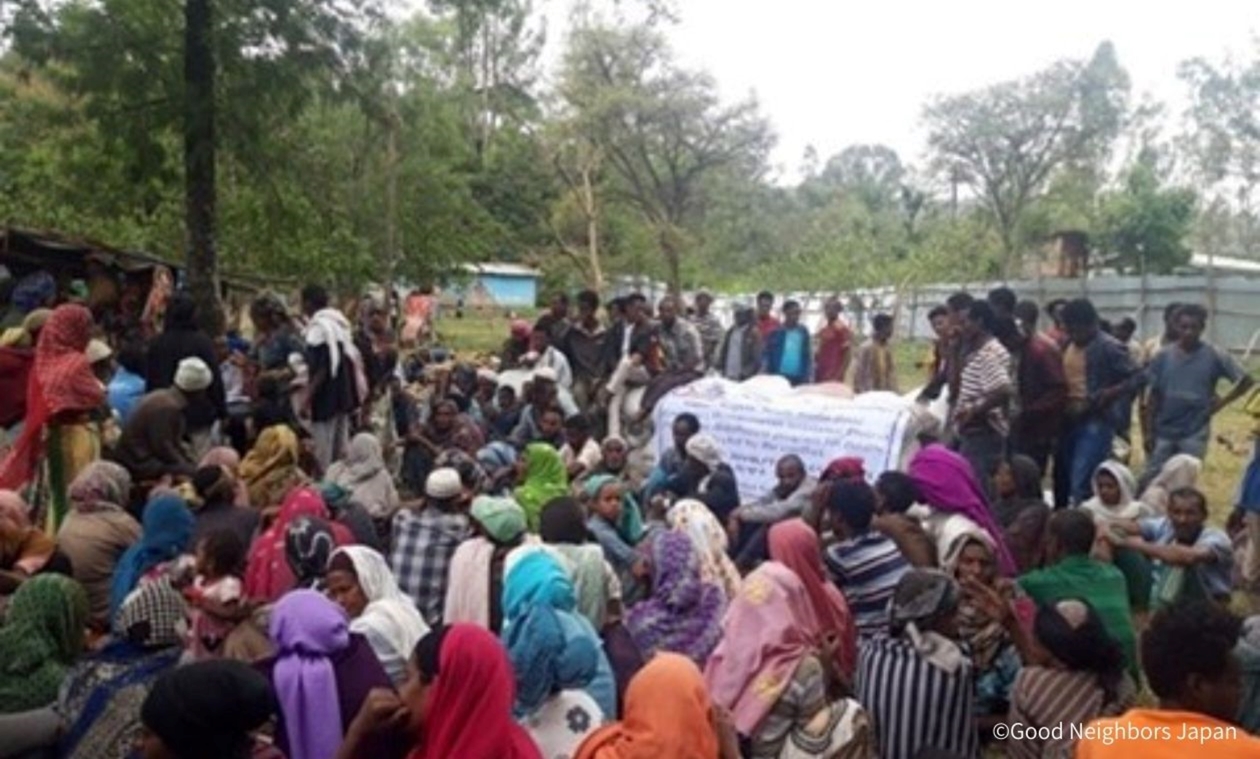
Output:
[
  {"xmin": 86, "ymin": 339, "xmax": 113, "ymax": 364},
  {"xmin": 174, "ymin": 357, "xmax": 213, "ymax": 392},
  {"xmin": 534, "ymin": 366, "xmax": 558, "ymax": 383},
  {"xmin": 426, "ymin": 468, "xmax": 463, "ymax": 500},
  {"xmin": 476, "ymin": 368, "xmax": 499, "ymax": 384},
  {"xmin": 685, "ymin": 433, "xmax": 724, "ymax": 471}
]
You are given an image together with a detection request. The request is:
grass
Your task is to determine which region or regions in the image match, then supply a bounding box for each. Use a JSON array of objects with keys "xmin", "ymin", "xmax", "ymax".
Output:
[{"xmin": 437, "ymin": 310, "xmax": 1255, "ymax": 527}]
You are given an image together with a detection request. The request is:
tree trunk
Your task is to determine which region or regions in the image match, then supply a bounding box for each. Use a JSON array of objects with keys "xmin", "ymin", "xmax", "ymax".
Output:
[
  {"xmin": 581, "ymin": 165, "xmax": 603, "ymax": 292},
  {"xmin": 659, "ymin": 226, "xmax": 681, "ymax": 295},
  {"xmin": 184, "ymin": 0, "xmax": 223, "ymax": 334}
]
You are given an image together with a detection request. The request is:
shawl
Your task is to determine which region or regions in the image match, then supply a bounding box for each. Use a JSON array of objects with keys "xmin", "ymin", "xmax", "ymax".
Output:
[
  {"xmin": 0, "ymin": 305, "xmax": 104, "ymax": 490},
  {"xmin": 68, "ymin": 461, "xmax": 132, "ymax": 515},
  {"xmin": 109, "ymin": 495, "xmax": 193, "ymax": 618},
  {"xmin": 325, "ymin": 433, "xmax": 399, "ymax": 520},
  {"xmin": 624, "ymin": 531, "xmax": 725, "ymax": 666},
  {"xmin": 269, "ymin": 590, "xmax": 348, "ymax": 759},
  {"xmin": 200, "ymin": 446, "xmax": 250, "ymax": 508},
  {"xmin": 240, "ymin": 425, "xmax": 304, "ymax": 510},
  {"xmin": 409, "ymin": 624, "xmax": 542, "ymax": 759},
  {"xmin": 907, "ymin": 445, "xmax": 1017, "ymax": 575},
  {"xmin": 332, "ymin": 546, "xmax": 429, "ymax": 670},
  {"xmin": 941, "ymin": 530, "xmax": 1010, "ymax": 671},
  {"xmin": 1082, "ymin": 460, "xmax": 1146, "ymax": 523},
  {"xmin": 0, "ymin": 574, "xmax": 88, "ymax": 713},
  {"xmin": 767, "ymin": 518, "xmax": 857, "ymax": 678},
  {"xmin": 443, "ymin": 537, "xmax": 498, "ymax": 629},
  {"xmin": 665, "ymin": 499, "xmax": 741, "ymax": 599},
  {"xmin": 515, "ymin": 443, "xmax": 570, "ymax": 531},
  {"xmin": 303, "ymin": 308, "xmax": 353, "ymax": 376},
  {"xmin": 573, "ymin": 653, "xmax": 718, "ymax": 759},
  {"xmin": 549, "ymin": 543, "xmax": 612, "ymax": 632},
  {"xmin": 584, "ymin": 474, "xmax": 645, "ymax": 544},
  {"xmin": 703, "ymin": 562, "xmax": 823, "ymax": 735},
  {"xmin": 246, "ymin": 487, "xmax": 351, "ymax": 602}
]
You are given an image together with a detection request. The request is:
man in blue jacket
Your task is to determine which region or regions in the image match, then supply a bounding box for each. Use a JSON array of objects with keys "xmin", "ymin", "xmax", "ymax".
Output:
[{"xmin": 763, "ymin": 299, "xmax": 812, "ymax": 386}]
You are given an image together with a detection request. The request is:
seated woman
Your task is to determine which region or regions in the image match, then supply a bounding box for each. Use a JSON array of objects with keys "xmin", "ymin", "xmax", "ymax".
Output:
[
  {"xmin": 444, "ymin": 495, "xmax": 528, "ymax": 633},
  {"xmin": 109, "ymin": 493, "xmax": 195, "ymax": 620},
  {"xmin": 666, "ymin": 499, "xmax": 741, "ymax": 600},
  {"xmin": 1081, "ymin": 461, "xmax": 1152, "ymax": 614},
  {"xmin": 335, "ymin": 624, "xmax": 541, "ymax": 759},
  {"xmin": 907, "ymin": 445, "xmax": 1018, "ymax": 576},
  {"xmin": 855, "ymin": 569, "xmax": 980, "ymax": 759},
  {"xmin": 285, "ymin": 515, "xmax": 338, "ymax": 592},
  {"xmin": 0, "ymin": 574, "xmax": 88, "ymax": 714},
  {"xmin": 262, "ymin": 589, "xmax": 406, "ymax": 759},
  {"xmin": 704, "ymin": 562, "xmax": 873, "ymax": 759},
  {"xmin": 58, "ymin": 464, "xmax": 141, "ymax": 624},
  {"xmin": 540, "ymin": 496, "xmax": 622, "ymax": 631},
  {"xmin": 625, "ymin": 531, "xmax": 725, "ymax": 667},
  {"xmin": 326, "ymin": 546, "xmax": 430, "ymax": 686},
  {"xmin": 502, "ymin": 549, "xmax": 617, "ymax": 719},
  {"xmin": 244, "ymin": 487, "xmax": 352, "ymax": 602},
  {"xmin": 239, "ymin": 424, "xmax": 308, "ymax": 513},
  {"xmin": 199, "ymin": 446, "xmax": 250, "ymax": 507},
  {"xmin": 475, "ymin": 441, "xmax": 518, "ymax": 496},
  {"xmin": 574, "ymin": 652, "xmax": 741, "ymax": 759},
  {"xmin": 1006, "ymin": 599, "xmax": 1135, "ymax": 759},
  {"xmin": 138, "ymin": 660, "xmax": 278, "ymax": 759},
  {"xmin": 1137, "ymin": 453, "xmax": 1201, "ymax": 513},
  {"xmin": 324, "ymin": 432, "xmax": 400, "ymax": 524},
  {"xmin": 990, "ymin": 455, "xmax": 1051, "ymax": 572},
  {"xmin": 516, "ymin": 442, "xmax": 571, "ymax": 532},
  {"xmin": 190, "ymin": 464, "xmax": 260, "ymax": 549}
]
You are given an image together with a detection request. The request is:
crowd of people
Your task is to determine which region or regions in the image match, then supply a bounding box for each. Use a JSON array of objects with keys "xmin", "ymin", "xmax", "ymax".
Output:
[{"xmin": 0, "ymin": 270, "xmax": 1259, "ymax": 759}]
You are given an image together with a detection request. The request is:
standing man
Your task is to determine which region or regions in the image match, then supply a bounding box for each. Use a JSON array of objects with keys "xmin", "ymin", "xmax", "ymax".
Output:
[
  {"xmin": 145, "ymin": 292, "xmax": 225, "ymax": 459},
  {"xmin": 851, "ymin": 313, "xmax": 898, "ymax": 393},
  {"xmin": 716, "ymin": 304, "xmax": 761, "ymax": 381},
  {"xmin": 919, "ymin": 292, "xmax": 972, "ymax": 412},
  {"xmin": 763, "ymin": 300, "xmax": 812, "ymax": 386},
  {"xmin": 986, "ymin": 286, "xmax": 1017, "ymax": 320},
  {"xmin": 563, "ymin": 289, "xmax": 607, "ymax": 414},
  {"xmin": 534, "ymin": 292, "xmax": 571, "ymax": 348},
  {"xmin": 1001, "ymin": 300, "xmax": 1066, "ymax": 473},
  {"xmin": 302, "ymin": 284, "xmax": 362, "ymax": 470},
  {"xmin": 1140, "ymin": 304, "xmax": 1253, "ymax": 490},
  {"xmin": 1054, "ymin": 298, "xmax": 1143, "ymax": 507},
  {"xmin": 755, "ymin": 290, "xmax": 780, "ymax": 341},
  {"xmin": 656, "ymin": 295, "xmax": 704, "ymax": 373},
  {"xmin": 952, "ymin": 301, "xmax": 1013, "ymax": 494},
  {"xmin": 601, "ymin": 293, "xmax": 659, "ymax": 438},
  {"xmin": 690, "ymin": 290, "xmax": 725, "ymax": 369},
  {"xmin": 814, "ymin": 298, "xmax": 853, "ymax": 384}
]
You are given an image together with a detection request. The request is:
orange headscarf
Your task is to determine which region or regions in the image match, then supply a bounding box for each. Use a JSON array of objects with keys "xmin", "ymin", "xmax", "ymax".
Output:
[{"xmin": 574, "ymin": 653, "xmax": 719, "ymax": 759}]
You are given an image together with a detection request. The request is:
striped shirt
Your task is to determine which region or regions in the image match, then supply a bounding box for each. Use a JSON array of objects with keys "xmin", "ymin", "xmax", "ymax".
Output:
[
  {"xmin": 856, "ymin": 635, "xmax": 980, "ymax": 759},
  {"xmin": 954, "ymin": 337, "xmax": 1012, "ymax": 435},
  {"xmin": 824, "ymin": 532, "xmax": 909, "ymax": 638},
  {"xmin": 1006, "ymin": 667, "xmax": 1135, "ymax": 759}
]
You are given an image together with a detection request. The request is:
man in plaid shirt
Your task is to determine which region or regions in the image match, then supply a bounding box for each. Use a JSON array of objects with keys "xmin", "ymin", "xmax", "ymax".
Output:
[{"xmin": 390, "ymin": 467, "xmax": 471, "ymax": 626}]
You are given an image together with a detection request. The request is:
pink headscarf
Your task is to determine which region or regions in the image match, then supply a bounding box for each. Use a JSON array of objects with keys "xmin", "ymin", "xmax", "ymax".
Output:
[
  {"xmin": 703, "ymin": 562, "xmax": 822, "ymax": 736},
  {"xmin": 907, "ymin": 445, "xmax": 1017, "ymax": 575},
  {"xmin": 768, "ymin": 518, "xmax": 856, "ymax": 678}
]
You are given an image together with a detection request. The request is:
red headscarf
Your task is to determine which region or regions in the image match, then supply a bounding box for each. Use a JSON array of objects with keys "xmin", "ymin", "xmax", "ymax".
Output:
[
  {"xmin": 0, "ymin": 305, "xmax": 104, "ymax": 489},
  {"xmin": 768, "ymin": 518, "xmax": 857, "ymax": 679},
  {"xmin": 410, "ymin": 624, "xmax": 541, "ymax": 759},
  {"xmin": 244, "ymin": 487, "xmax": 353, "ymax": 602}
]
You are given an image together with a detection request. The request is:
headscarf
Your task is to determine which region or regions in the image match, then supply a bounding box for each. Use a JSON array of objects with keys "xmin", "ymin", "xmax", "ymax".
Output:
[
  {"xmin": 665, "ymin": 499, "xmax": 741, "ymax": 599},
  {"xmin": 821, "ymin": 456, "xmax": 866, "ymax": 483},
  {"xmin": 1082, "ymin": 460, "xmax": 1143, "ymax": 522},
  {"xmin": 0, "ymin": 489, "xmax": 31, "ymax": 528},
  {"xmin": 573, "ymin": 652, "xmax": 718, "ymax": 759},
  {"xmin": 768, "ymin": 518, "xmax": 857, "ymax": 678},
  {"xmin": 115, "ymin": 575, "xmax": 188, "ymax": 648},
  {"xmin": 906, "ymin": 445, "xmax": 1017, "ymax": 575},
  {"xmin": 201, "ymin": 446, "xmax": 249, "ymax": 508},
  {"xmin": 704, "ymin": 562, "xmax": 822, "ymax": 735},
  {"xmin": 246, "ymin": 487, "xmax": 350, "ymax": 602},
  {"xmin": 410, "ymin": 624, "xmax": 543, "ymax": 759},
  {"xmin": 584, "ymin": 474, "xmax": 644, "ymax": 544},
  {"xmin": 477, "ymin": 441, "xmax": 518, "ymax": 472},
  {"xmin": 942, "ymin": 531, "xmax": 1009, "ymax": 670},
  {"xmin": 239, "ymin": 425, "xmax": 304, "ymax": 509},
  {"xmin": 625, "ymin": 531, "xmax": 725, "ymax": 666},
  {"xmin": 110, "ymin": 494, "xmax": 194, "ymax": 617},
  {"xmin": 331, "ymin": 546, "xmax": 429, "ymax": 669},
  {"xmin": 1139, "ymin": 453, "xmax": 1202, "ymax": 513},
  {"xmin": 515, "ymin": 443, "xmax": 570, "ymax": 531},
  {"xmin": 11, "ymin": 271, "xmax": 55, "ymax": 313},
  {"xmin": 325, "ymin": 433, "xmax": 399, "ymax": 519},
  {"xmin": 471, "ymin": 495, "xmax": 527, "ymax": 544},
  {"xmin": 0, "ymin": 304, "xmax": 104, "ymax": 491},
  {"xmin": 505, "ymin": 600, "xmax": 601, "ymax": 716},
  {"xmin": 888, "ymin": 569, "xmax": 966, "ymax": 673},
  {"xmin": 68, "ymin": 460, "xmax": 132, "ymax": 514},
  {"xmin": 284, "ymin": 516, "xmax": 338, "ymax": 590},
  {"xmin": 141, "ymin": 660, "xmax": 277, "ymax": 759},
  {"xmin": 269, "ymin": 590, "xmax": 349, "ymax": 759},
  {"xmin": 0, "ymin": 574, "xmax": 88, "ymax": 712}
]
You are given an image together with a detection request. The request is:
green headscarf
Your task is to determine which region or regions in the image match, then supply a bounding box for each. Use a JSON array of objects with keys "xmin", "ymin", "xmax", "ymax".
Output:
[
  {"xmin": 471, "ymin": 495, "xmax": 528, "ymax": 544},
  {"xmin": 0, "ymin": 574, "xmax": 89, "ymax": 712},
  {"xmin": 583, "ymin": 473, "xmax": 645, "ymax": 544},
  {"xmin": 514, "ymin": 443, "xmax": 570, "ymax": 532}
]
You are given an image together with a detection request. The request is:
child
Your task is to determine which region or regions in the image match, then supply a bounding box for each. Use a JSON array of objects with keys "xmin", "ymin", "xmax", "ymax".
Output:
[
  {"xmin": 491, "ymin": 385, "xmax": 522, "ymax": 441},
  {"xmin": 183, "ymin": 528, "xmax": 248, "ymax": 661}
]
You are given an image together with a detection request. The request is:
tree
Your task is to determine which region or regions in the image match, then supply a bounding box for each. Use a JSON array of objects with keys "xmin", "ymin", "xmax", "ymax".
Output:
[
  {"xmin": 923, "ymin": 41, "xmax": 1129, "ymax": 276},
  {"xmin": 557, "ymin": 17, "xmax": 773, "ymax": 291},
  {"xmin": 1096, "ymin": 150, "xmax": 1196, "ymax": 274}
]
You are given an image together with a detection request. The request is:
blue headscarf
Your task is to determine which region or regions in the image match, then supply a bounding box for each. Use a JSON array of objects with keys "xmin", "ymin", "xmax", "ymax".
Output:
[
  {"xmin": 476, "ymin": 441, "xmax": 517, "ymax": 472},
  {"xmin": 501, "ymin": 550, "xmax": 617, "ymax": 717},
  {"xmin": 109, "ymin": 495, "xmax": 194, "ymax": 618}
]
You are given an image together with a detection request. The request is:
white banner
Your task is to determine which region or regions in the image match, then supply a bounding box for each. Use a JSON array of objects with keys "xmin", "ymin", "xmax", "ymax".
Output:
[{"xmin": 652, "ymin": 377, "xmax": 916, "ymax": 501}]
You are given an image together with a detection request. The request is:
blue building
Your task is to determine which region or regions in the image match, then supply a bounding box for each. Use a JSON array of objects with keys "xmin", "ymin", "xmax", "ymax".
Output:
[{"xmin": 457, "ymin": 263, "xmax": 541, "ymax": 308}]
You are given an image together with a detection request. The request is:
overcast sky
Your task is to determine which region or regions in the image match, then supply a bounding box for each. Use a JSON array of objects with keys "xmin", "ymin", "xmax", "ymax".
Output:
[{"xmin": 540, "ymin": 0, "xmax": 1258, "ymax": 181}]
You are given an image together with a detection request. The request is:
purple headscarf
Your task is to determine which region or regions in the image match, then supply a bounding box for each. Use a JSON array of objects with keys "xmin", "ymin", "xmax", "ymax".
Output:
[
  {"xmin": 907, "ymin": 445, "xmax": 1017, "ymax": 576},
  {"xmin": 269, "ymin": 590, "xmax": 349, "ymax": 759},
  {"xmin": 625, "ymin": 531, "xmax": 726, "ymax": 666}
]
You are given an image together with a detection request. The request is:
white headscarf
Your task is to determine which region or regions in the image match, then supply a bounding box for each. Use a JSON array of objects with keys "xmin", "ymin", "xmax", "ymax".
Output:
[
  {"xmin": 1082, "ymin": 460, "xmax": 1146, "ymax": 522},
  {"xmin": 325, "ymin": 433, "xmax": 399, "ymax": 519},
  {"xmin": 333, "ymin": 546, "xmax": 428, "ymax": 665},
  {"xmin": 303, "ymin": 307, "xmax": 355, "ymax": 376}
]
